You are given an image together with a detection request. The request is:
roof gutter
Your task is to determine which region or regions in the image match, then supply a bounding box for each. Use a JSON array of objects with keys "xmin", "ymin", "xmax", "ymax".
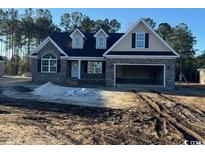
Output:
[{"xmin": 104, "ymin": 55, "xmax": 179, "ymax": 59}]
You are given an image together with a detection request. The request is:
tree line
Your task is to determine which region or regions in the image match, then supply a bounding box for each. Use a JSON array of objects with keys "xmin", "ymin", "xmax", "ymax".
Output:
[
  {"xmin": 0, "ymin": 9, "xmax": 204, "ymax": 82},
  {"xmin": 143, "ymin": 18, "xmax": 201, "ymax": 82},
  {"xmin": 0, "ymin": 9, "xmax": 121, "ymax": 75}
]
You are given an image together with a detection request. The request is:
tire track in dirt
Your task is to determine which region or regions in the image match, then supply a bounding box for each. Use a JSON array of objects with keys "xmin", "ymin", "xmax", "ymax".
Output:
[
  {"xmin": 151, "ymin": 90, "xmax": 205, "ymax": 137},
  {"xmin": 0, "ymin": 92, "xmax": 192, "ymax": 144},
  {"xmin": 20, "ymin": 115, "xmax": 84, "ymax": 144},
  {"xmin": 152, "ymin": 90, "xmax": 205, "ymax": 116},
  {"xmin": 133, "ymin": 90, "xmax": 205, "ymax": 142},
  {"xmin": 132, "ymin": 92, "xmax": 170, "ymax": 142}
]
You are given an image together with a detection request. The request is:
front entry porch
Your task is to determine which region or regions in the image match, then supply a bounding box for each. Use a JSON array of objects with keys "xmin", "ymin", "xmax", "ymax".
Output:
[{"xmin": 71, "ymin": 60, "xmax": 81, "ymax": 79}]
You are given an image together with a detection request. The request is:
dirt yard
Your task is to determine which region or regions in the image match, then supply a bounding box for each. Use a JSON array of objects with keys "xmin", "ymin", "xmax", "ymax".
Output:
[{"xmin": 0, "ymin": 79, "xmax": 205, "ymax": 144}]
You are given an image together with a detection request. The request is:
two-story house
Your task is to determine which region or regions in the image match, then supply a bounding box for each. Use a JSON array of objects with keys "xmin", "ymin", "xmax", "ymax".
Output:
[{"xmin": 29, "ymin": 19, "xmax": 179, "ymax": 88}]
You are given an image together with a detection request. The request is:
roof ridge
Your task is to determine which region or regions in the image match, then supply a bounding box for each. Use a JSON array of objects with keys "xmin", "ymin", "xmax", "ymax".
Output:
[{"xmin": 50, "ymin": 32, "xmax": 124, "ymax": 34}]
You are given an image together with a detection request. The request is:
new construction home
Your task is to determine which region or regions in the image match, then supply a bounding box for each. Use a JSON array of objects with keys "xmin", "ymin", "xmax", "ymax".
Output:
[{"xmin": 29, "ymin": 19, "xmax": 179, "ymax": 88}]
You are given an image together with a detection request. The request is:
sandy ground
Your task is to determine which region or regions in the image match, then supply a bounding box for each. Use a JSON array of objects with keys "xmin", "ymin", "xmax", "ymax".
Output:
[
  {"xmin": 0, "ymin": 76, "xmax": 137, "ymax": 109},
  {"xmin": 1, "ymin": 86, "xmax": 136, "ymax": 109},
  {"xmin": 0, "ymin": 77, "xmax": 205, "ymax": 144}
]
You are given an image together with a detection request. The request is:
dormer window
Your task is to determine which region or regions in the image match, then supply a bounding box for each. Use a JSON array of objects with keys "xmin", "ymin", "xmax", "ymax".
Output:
[
  {"xmin": 97, "ymin": 36, "xmax": 105, "ymax": 49},
  {"xmin": 94, "ymin": 29, "xmax": 108, "ymax": 49},
  {"xmin": 70, "ymin": 29, "xmax": 85, "ymax": 49},
  {"xmin": 136, "ymin": 32, "xmax": 145, "ymax": 48},
  {"xmin": 73, "ymin": 36, "xmax": 81, "ymax": 48}
]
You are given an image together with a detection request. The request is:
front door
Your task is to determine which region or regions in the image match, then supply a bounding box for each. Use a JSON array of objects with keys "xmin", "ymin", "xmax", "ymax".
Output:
[{"xmin": 71, "ymin": 61, "xmax": 79, "ymax": 78}]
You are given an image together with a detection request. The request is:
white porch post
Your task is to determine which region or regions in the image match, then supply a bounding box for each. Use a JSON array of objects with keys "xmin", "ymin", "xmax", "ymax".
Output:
[{"xmin": 78, "ymin": 60, "xmax": 81, "ymax": 79}]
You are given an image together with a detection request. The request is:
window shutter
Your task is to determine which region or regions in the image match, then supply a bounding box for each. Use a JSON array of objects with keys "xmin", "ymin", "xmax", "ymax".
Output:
[
  {"xmin": 37, "ymin": 59, "xmax": 41, "ymax": 72},
  {"xmin": 57, "ymin": 59, "xmax": 61, "ymax": 73},
  {"xmin": 102, "ymin": 62, "xmax": 106, "ymax": 74},
  {"xmin": 84, "ymin": 61, "xmax": 88, "ymax": 73},
  {"xmin": 132, "ymin": 33, "xmax": 136, "ymax": 48},
  {"xmin": 145, "ymin": 33, "xmax": 149, "ymax": 48}
]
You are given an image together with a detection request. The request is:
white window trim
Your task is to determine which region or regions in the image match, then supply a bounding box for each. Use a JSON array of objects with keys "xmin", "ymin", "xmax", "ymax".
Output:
[
  {"xmin": 87, "ymin": 61, "xmax": 103, "ymax": 74},
  {"xmin": 136, "ymin": 32, "xmax": 145, "ymax": 48},
  {"xmin": 94, "ymin": 29, "xmax": 109, "ymax": 38},
  {"xmin": 96, "ymin": 36, "xmax": 106, "ymax": 49},
  {"xmin": 41, "ymin": 55, "xmax": 57, "ymax": 73},
  {"xmin": 70, "ymin": 29, "xmax": 85, "ymax": 39}
]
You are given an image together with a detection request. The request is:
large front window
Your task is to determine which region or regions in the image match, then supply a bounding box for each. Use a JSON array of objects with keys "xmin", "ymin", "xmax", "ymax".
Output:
[
  {"xmin": 87, "ymin": 61, "xmax": 102, "ymax": 74},
  {"xmin": 136, "ymin": 32, "xmax": 145, "ymax": 48},
  {"xmin": 41, "ymin": 53, "xmax": 57, "ymax": 73}
]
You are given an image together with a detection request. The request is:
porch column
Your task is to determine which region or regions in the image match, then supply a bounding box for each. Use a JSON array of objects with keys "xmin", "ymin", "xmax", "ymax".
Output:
[{"xmin": 78, "ymin": 60, "xmax": 81, "ymax": 79}]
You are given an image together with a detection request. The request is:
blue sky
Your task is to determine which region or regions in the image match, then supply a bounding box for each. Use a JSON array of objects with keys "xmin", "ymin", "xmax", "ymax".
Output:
[{"xmin": 14, "ymin": 8, "xmax": 205, "ymax": 55}]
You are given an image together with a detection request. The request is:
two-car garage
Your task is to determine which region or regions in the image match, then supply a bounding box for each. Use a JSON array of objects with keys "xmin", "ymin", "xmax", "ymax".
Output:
[{"xmin": 114, "ymin": 64, "xmax": 165, "ymax": 87}]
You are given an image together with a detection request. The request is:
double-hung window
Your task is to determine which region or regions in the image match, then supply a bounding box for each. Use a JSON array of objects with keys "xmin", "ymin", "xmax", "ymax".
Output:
[
  {"xmin": 41, "ymin": 53, "xmax": 57, "ymax": 73},
  {"xmin": 136, "ymin": 32, "xmax": 145, "ymax": 48},
  {"xmin": 97, "ymin": 36, "xmax": 105, "ymax": 49},
  {"xmin": 73, "ymin": 36, "xmax": 81, "ymax": 48},
  {"xmin": 87, "ymin": 61, "xmax": 102, "ymax": 74}
]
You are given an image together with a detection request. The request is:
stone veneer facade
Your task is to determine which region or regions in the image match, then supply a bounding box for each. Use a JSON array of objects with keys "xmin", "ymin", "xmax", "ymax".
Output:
[
  {"xmin": 31, "ymin": 41, "xmax": 106, "ymax": 86},
  {"xmin": 31, "ymin": 41, "xmax": 69, "ymax": 85},
  {"xmin": 31, "ymin": 41, "xmax": 176, "ymax": 88}
]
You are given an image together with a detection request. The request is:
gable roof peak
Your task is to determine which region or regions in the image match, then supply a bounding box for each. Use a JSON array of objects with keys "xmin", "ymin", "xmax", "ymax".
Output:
[
  {"xmin": 70, "ymin": 29, "xmax": 85, "ymax": 39},
  {"xmin": 103, "ymin": 18, "xmax": 180, "ymax": 57},
  {"xmin": 94, "ymin": 29, "xmax": 109, "ymax": 38},
  {"xmin": 139, "ymin": 17, "xmax": 145, "ymax": 21}
]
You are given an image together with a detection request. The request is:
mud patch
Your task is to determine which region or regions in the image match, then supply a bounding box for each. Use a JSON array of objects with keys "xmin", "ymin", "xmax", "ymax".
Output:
[
  {"xmin": 14, "ymin": 86, "xmax": 33, "ymax": 92},
  {"xmin": 0, "ymin": 86, "xmax": 205, "ymax": 144},
  {"xmin": 22, "ymin": 116, "xmax": 50, "ymax": 123},
  {"xmin": 0, "ymin": 110, "xmax": 10, "ymax": 114}
]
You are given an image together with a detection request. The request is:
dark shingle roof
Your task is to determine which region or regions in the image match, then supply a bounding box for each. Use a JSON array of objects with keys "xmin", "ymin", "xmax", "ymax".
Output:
[
  {"xmin": 0, "ymin": 56, "xmax": 4, "ymax": 61},
  {"xmin": 106, "ymin": 51, "xmax": 177, "ymax": 56},
  {"xmin": 31, "ymin": 32, "xmax": 178, "ymax": 57},
  {"xmin": 49, "ymin": 32, "xmax": 124, "ymax": 57}
]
